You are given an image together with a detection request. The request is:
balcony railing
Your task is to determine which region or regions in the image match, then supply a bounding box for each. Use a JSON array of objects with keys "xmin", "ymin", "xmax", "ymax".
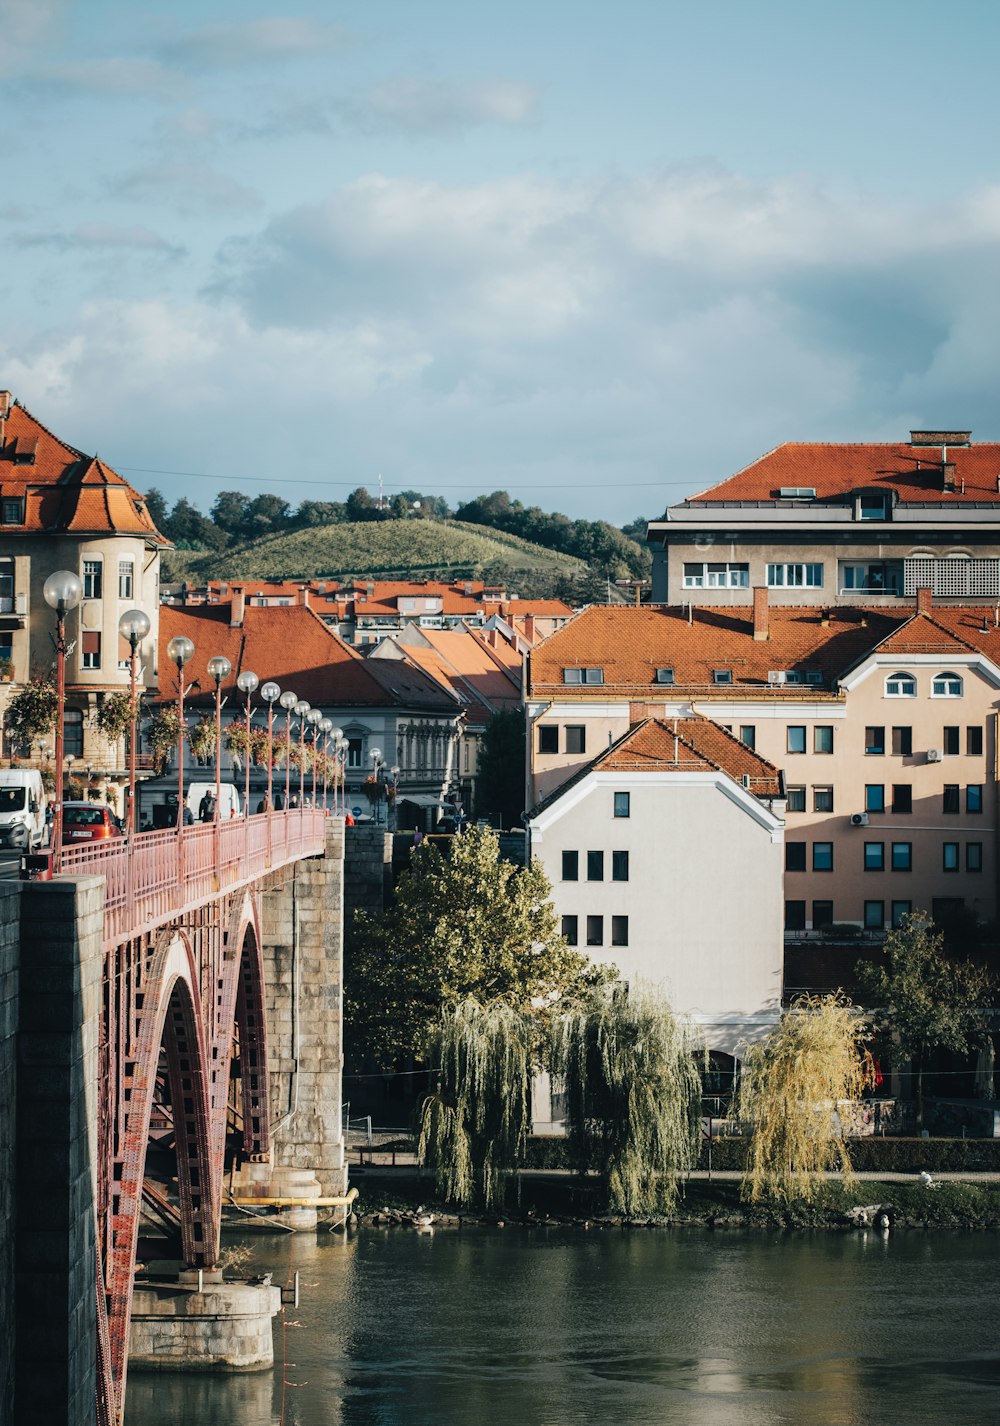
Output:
[{"xmin": 60, "ymin": 808, "xmax": 328, "ymax": 947}]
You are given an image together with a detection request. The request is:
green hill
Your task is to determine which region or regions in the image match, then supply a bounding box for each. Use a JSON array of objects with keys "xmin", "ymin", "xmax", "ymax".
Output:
[{"xmin": 163, "ymin": 519, "xmax": 589, "ymax": 583}]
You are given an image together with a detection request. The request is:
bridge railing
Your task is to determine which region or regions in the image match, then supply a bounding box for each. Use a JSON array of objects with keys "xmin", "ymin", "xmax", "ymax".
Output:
[{"xmin": 60, "ymin": 809, "xmax": 328, "ymax": 944}]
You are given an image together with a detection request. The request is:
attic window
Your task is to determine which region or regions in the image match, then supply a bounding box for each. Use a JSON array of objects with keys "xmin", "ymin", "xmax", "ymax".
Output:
[
  {"xmin": 564, "ymin": 667, "xmax": 604, "ymax": 686},
  {"xmin": 654, "ymin": 667, "xmax": 674, "ymax": 685},
  {"xmin": 1, "ymin": 499, "xmax": 23, "ymax": 525},
  {"xmin": 712, "ymin": 668, "xmax": 733, "ymax": 686}
]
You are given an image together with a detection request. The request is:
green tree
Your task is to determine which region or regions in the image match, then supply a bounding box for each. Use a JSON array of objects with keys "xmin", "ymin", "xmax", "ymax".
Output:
[
  {"xmin": 248, "ymin": 493, "xmax": 291, "ymax": 534},
  {"xmin": 346, "ymin": 825, "xmax": 596, "ymax": 1067},
  {"xmin": 295, "ymin": 500, "xmax": 345, "ymax": 528},
  {"xmin": 143, "ymin": 486, "xmax": 169, "ymax": 532},
  {"xmin": 737, "ymin": 995, "xmax": 876, "ymax": 1204},
  {"xmin": 855, "ymin": 912, "xmax": 994, "ymax": 1125},
  {"xmin": 551, "ymin": 986, "xmax": 704, "ymax": 1215},
  {"xmin": 210, "ymin": 490, "xmax": 252, "ymax": 543},
  {"xmin": 475, "ymin": 710, "xmax": 526, "ymax": 826}
]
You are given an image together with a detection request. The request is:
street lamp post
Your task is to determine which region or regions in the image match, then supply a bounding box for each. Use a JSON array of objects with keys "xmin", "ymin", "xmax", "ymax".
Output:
[
  {"xmin": 166, "ymin": 636, "xmax": 195, "ymax": 835},
  {"xmin": 206, "ymin": 656, "xmax": 232, "ymax": 820},
  {"xmin": 236, "ymin": 670, "xmax": 259, "ymax": 817},
  {"xmin": 118, "ymin": 608, "xmax": 151, "ymax": 837},
  {"xmin": 307, "ymin": 709, "xmax": 322, "ymax": 805},
  {"xmin": 320, "ymin": 718, "xmax": 333, "ymax": 812},
  {"xmin": 43, "ymin": 570, "xmax": 83, "ymax": 868},
  {"xmin": 330, "ymin": 727, "xmax": 343, "ymax": 814},
  {"xmin": 336, "ymin": 735, "xmax": 348, "ymax": 816},
  {"xmin": 369, "ymin": 747, "xmax": 384, "ymax": 826},
  {"xmin": 260, "ymin": 682, "xmax": 281, "ymax": 811},
  {"xmin": 389, "ymin": 764, "xmax": 400, "ymax": 830},
  {"xmin": 294, "ymin": 700, "xmax": 311, "ymax": 806},
  {"xmin": 279, "ymin": 690, "xmax": 297, "ymax": 811}
]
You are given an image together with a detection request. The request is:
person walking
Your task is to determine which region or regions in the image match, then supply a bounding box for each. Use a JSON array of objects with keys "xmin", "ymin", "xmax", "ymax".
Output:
[{"xmin": 199, "ymin": 790, "xmax": 217, "ymax": 823}]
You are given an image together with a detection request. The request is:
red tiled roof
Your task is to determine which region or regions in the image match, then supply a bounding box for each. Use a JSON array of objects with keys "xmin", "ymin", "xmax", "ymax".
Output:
[
  {"xmin": 389, "ymin": 629, "xmax": 521, "ymax": 725},
  {"xmin": 529, "ymin": 604, "xmax": 906, "ymax": 697},
  {"xmin": 596, "ymin": 717, "xmax": 782, "ymax": 795},
  {"xmin": 0, "ymin": 399, "xmax": 168, "ymax": 541},
  {"xmin": 684, "ymin": 441, "xmax": 1000, "ymax": 505}
]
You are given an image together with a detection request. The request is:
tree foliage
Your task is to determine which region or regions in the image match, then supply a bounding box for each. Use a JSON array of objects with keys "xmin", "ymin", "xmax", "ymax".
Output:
[
  {"xmin": 855, "ymin": 912, "xmax": 994, "ymax": 1121},
  {"xmin": 475, "ymin": 709, "xmax": 526, "ymax": 826},
  {"xmin": 419, "ymin": 1000, "xmax": 534, "ymax": 1208},
  {"xmin": 346, "ymin": 825, "xmax": 600, "ymax": 1067},
  {"xmin": 551, "ymin": 986, "xmax": 703, "ymax": 1215},
  {"xmin": 737, "ymin": 995, "xmax": 876, "ymax": 1204}
]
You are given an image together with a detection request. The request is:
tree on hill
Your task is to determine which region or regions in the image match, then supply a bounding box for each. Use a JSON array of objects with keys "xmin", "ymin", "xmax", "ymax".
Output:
[
  {"xmin": 143, "ymin": 487, "xmax": 169, "ymax": 533},
  {"xmin": 295, "ymin": 499, "xmax": 345, "ymax": 527},
  {"xmin": 211, "ymin": 490, "xmax": 252, "ymax": 543},
  {"xmin": 345, "ymin": 825, "xmax": 606, "ymax": 1067},
  {"xmin": 165, "ymin": 498, "xmax": 226, "ymax": 550},
  {"xmin": 855, "ymin": 912, "xmax": 994, "ymax": 1125}
]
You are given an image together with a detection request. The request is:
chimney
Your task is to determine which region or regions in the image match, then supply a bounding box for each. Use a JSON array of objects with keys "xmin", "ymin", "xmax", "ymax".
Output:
[
  {"xmin": 0, "ymin": 390, "xmax": 10, "ymax": 444},
  {"xmin": 523, "ymin": 613, "xmax": 535, "ymax": 644},
  {"xmin": 752, "ymin": 586, "xmax": 769, "ymax": 641},
  {"xmin": 942, "ymin": 461, "xmax": 956, "ymax": 491},
  {"xmin": 297, "ymin": 584, "xmax": 310, "ymax": 607},
  {"xmin": 230, "ymin": 584, "xmax": 246, "ymax": 627},
  {"xmin": 820, "ymin": 609, "xmax": 831, "ymax": 628},
  {"xmin": 488, "ymin": 629, "xmax": 499, "ymax": 649},
  {"xmin": 916, "ymin": 586, "xmax": 933, "ymax": 616}
]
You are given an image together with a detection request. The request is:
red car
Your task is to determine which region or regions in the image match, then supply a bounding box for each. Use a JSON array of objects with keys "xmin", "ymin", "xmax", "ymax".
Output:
[{"xmin": 62, "ymin": 802, "xmax": 123, "ymax": 842}]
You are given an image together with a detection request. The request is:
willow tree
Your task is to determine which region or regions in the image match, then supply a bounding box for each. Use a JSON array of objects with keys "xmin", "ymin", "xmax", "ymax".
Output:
[
  {"xmin": 419, "ymin": 999, "xmax": 534, "ymax": 1208},
  {"xmin": 551, "ymin": 987, "xmax": 703, "ymax": 1216},
  {"xmin": 737, "ymin": 995, "xmax": 875, "ymax": 1204}
]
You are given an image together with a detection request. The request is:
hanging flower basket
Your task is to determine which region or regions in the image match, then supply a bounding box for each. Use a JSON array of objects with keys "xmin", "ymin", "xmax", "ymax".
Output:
[
  {"xmin": 224, "ymin": 724, "xmax": 250, "ymax": 768},
  {"xmin": 249, "ymin": 728, "xmax": 272, "ymax": 767},
  {"xmin": 94, "ymin": 690, "xmax": 134, "ymax": 743},
  {"xmin": 146, "ymin": 708, "xmax": 183, "ymax": 774},
  {"xmin": 4, "ymin": 679, "xmax": 57, "ymax": 751},
  {"xmin": 189, "ymin": 717, "xmax": 217, "ymax": 762}
]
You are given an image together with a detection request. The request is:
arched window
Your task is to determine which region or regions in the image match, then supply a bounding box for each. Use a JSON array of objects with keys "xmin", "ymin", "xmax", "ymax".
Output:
[
  {"xmin": 885, "ymin": 671, "xmax": 916, "ymax": 698},
  {"xmin": 932, "ymin": 671, "xmax": 963, "ymax": 698}
]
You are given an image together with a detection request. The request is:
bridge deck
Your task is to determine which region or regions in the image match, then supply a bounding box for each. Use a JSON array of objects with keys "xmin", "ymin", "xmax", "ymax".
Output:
[{"xmin": 60, "ymin": 809, "xmax": 328, "ymax": 945}]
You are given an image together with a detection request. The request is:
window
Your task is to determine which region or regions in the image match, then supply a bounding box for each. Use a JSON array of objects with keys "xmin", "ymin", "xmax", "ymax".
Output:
[
  {"xmin": 814, "ymin": 726, "xmax": 833, "ymax": 754},
  {"xmin": 712, "ymin": 669, "xmax": 732, "ymax": 686},
  {"xmin": 739, "ymin": 725, "xmax": 756, "ymax": 750},
  {"xmin": 865, "ymin": 785, "xmax": 885, "ymax": 813},
  {"xmin": 586, "ymin": 915, "xmax": 603, "ymax": 946},
  {"xmin": 565, "ymin": 726, "xmax": 586, "ymax": 755},
  {"xmin": 967, "ymin": 725, "xmax": 984, "ymax": 756},
  {"xmin": 932, "ymin": 671, "xmax": 963, "ymax": 698},
  {"xmin": 611, "ymin": 915, "xmax": 629, "ymax": 947},
  {"xmin": 864, "ymin": 900, "xmax": 885, "ymax": 930},
  {"xmin": 118, "ymin": 560, "xmax": 134, "ymax": 599},
  {"xmin": 864, "ymin": 842, "xmax": 885, "ymax": 871},
  {"xmin": 587, "ymin": 851, "xmax": 604, "ymax": 881},
  {"xmin": 682, "ymin": 561, "xmax": 749, "ymax": 589},
  {"xmin": 892, "ymin": 726, "xmax": 913, "ymax": 756},
  {"xmin": 785, "ymin": 901, "xmax": 806, "ymax": 932},
  {"xmin": 891, "ymin": 900, "xmax": 912, "ymax": 929},
  {"xmin": 812, "ymin": 900, "xmax": 833, "ymax": 929},
  {"xmin": 967, "ymin": 785, "xmax": 983, "ymax": 813},
  {"xmin": 785, "ymin": 842, "xmax": 806, "ymax": 872},
  {"xmin": 892, "ymin": 785, "xmax": 912, "ymax": 814},
  {"xmin": 654, "ymin": 668, "xmax": 674, "ymax": 685},
  {"xmin": 943, "ymin": 726, "xmax": 960, "ymax": 756},
  {"xmin": 347, "ymin": 737, "xmax": 363, "ymax": 768},
  {"xmin": 942, "ymin": 842, "xmax": 960, "ymax": 872},
  {"xmin": 561, "ymin": 915, "xmax": 578, "ymax": 946},
  {"xmin": 83, "ymin": 558, "xmax": 103, "ymax": 600},
  {"xmin": 885, "ymin": 671, "xmax": 916, "ymax": 697},
  {"xmin": 891, "ymin": 842, "xmax": 912, "ymax": 871},
  {"xmin": 787, "ymin": 726, "xmax": 806, "ymax": 754},
  {"xmin": 563, "ymin": 667, "xmax": 604, "ymax": 685},
  {"xmin": 0, "ymin": 558, "xmax": 12, "ymax": 613},
  {"xmin": 767, "ymin": 562, "xmax": 823, "ymax": 588},
  {"xmin": 813, "ymin": 786, "xmax": 834, "ymax": 813},
  {"xmin": 613, "ymin": 791, "xmax": 630, "ymax": 818},
  {"xmin": 813, "ymin": 842, "xmax": 833, "ymax": 872},
  {"xmin": 538, "ymin": 725, "xmax": 558, "ymax": 754},
  {"xmin": 1, "ymin": 498, "xmax": 23, "ymax": 525},
  {"xmin": 611, "ymin": 850, "xmax": 629, "ymax": 882},
  {"xmin": 841, "ymin": 560, "xmax": 902, "ymax": 594},
  {"xmin": 865, "ymin": 726, "xmax": 885, "ymax": 755},
  {"xmin": 81, "ymin": 631, "xmax": 101, "ymax": 669},
  {"xmin": 858, "ymin": 493, "xmax": 889, "ymax": 521},
  {"xmin": 786, "ymin": 786, "xmax": 806, "ymax": 813},
  {"xmin": 942, "ymin": 785, "xmax": 960, "ymax": 814},
  {"xmin": 561, "ymin": 850, "xmax": 579, "ymax": 881},
  {"xmin": 967, "ymin": 843, "xmax": 983, "ymax": 872},
  {"xmin": 63, "ymin": 708, "xmax": 83, "ymax": 759}
]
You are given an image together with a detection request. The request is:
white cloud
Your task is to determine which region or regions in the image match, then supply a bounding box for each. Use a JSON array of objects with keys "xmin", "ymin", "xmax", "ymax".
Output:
[
  {"xmin": 11, "ymin": 223, "xmax": 186, "ymax": 258},
  {"xmin": 109, "ymin": 163, "xmax": 262, "ymax": 217},
  {"xmin": 337, "ymin": 77, "xmax": 540, "ymax": 134},
  {"xmin": 159, "ymin": 17, "xmax": 349, "ymax": 70}
]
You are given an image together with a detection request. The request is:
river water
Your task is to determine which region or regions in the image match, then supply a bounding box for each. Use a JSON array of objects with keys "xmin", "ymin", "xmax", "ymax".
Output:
[{"xmin": 124, "ymin": 1227, "xmax": 999, "ymax": 1426}]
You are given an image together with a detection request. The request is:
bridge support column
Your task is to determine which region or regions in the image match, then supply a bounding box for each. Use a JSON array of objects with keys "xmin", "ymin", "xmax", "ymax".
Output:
[
  {"xmin": 237, "ymin": 820, "xmax": 348, "ymax": 1221},
  {"xmin": 129, "ymin": 1272, "xmax": 281, "ymax": 1372},
  {"xmin": 14, "ymin": 876, "xmax": 104, "ymax": 1426}
]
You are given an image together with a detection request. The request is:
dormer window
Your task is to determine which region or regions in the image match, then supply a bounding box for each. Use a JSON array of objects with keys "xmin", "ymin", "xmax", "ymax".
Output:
[
  {"xmin": 712, "ymin": 668, "xmax": 733, "ymax": 686},
  {"xmin": 1, "ymin": 499, "xmax": 23, "ymax": 525},
  {"xmin": 857, "ymin": 493, "xmax": 890, "ymax": 521},
  {"xmin": 654, "ymin": 667, "xmax": 674, "ymax": 685},
  {"xmin": 563, "ymin": 667, "xmax": 604, "ymax": 685}
]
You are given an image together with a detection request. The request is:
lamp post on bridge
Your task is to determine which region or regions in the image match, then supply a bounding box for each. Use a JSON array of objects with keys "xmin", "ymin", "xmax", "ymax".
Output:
[
  {"xmin": 236, "ymin": 670, "xmax": 259, "ymax": 817},
  {"xmin": 294, "ymin": 700, "xmax": 311, "ymax": 807},
  {"xmin": 43, "ymin": 570, "xmax": 83, "ymax": 869},
  {"xmin": 307, "ymin": 709, "xmax": 322, "ymax": 805},
  {"xmin": 166, "ymin": 636, "xmax": 195, "ymax": 834},
  {"xmin": 260, "ymin": 682, "xmax": 281, "ymax": 812},
  {"xmin": 118, "ymin": 608, "xmax": 151, "ymax": 838},
  {"xmin": 369, "ymin": 747, "xmax": 384, "ymax": 826},
  {"xmin": 335, "ymin": 734, "xmax": 347, "ymax": 816},
  {"xmin": 320, "ymin": 717, "xmax": 333, "ymax": 812},
  {"xmin": 206, "ymin": 656, "xmax": 232, "ymax": 822},
  {"xmin": 279, "ymin": 690, "xmax": 297, "ymax": 810}
]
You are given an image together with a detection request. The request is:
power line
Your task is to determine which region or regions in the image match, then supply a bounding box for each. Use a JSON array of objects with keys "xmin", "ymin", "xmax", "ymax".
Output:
[{"xmin": 116, "ymin": 463, "xmax": 695, "ymax": 493}]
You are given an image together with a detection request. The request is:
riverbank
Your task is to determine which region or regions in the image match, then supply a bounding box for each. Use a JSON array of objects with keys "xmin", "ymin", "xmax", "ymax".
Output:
[{"xmin": 350, "ymin": 1176, "xmax": 1000, "ymax": 1230}]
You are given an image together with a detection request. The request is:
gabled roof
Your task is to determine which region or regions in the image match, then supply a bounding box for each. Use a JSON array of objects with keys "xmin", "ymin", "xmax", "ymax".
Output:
[
  {"xmin": 381, "ymin": 626, "xmax": 522, "ymax": 726},
  {"xmin": 157, "ymin": 602, "xmax": 456, "ymax": 713},
  {"xmin": 680, "ymin": 439, "xmax": 1000, "ymax": 506},
  {"xmin": 0, "ymin": 397, "xmax": 168, "ymax": 542},
  {"xmin": 530, "ymin": 716, "xmax": 782, "ymax": 817},
  {"xmin": 529, "ymin": 603, "xmax": 906, "ymax": 698}
]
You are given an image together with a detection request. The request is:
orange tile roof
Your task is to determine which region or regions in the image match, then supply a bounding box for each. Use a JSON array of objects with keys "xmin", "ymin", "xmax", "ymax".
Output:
[
  {"xmin": 684, "ymin": 440, "xmax": 1000, "ymax": 505},
  {"xmin": 392, "ymin": 628, "xmax": 521, "ymax": 725},
  {"xmin": 529, "ymin": 604, "xmax": 906, "ymax": 697},
  {"xmin": 0, "ymin": 399, "xmax": 168, "ymax": 541}
]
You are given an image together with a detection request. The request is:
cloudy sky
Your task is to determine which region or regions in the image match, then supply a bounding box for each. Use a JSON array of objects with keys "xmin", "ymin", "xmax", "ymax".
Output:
[{"xmin": 2, "ymin": 0, "xmax": 999, "ymax": 524}]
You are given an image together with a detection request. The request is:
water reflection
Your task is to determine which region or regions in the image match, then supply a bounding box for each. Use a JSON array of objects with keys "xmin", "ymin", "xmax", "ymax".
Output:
[{"xmin": 124, "ymin": 1228, "xmax": 1000, "ymax": 1426}]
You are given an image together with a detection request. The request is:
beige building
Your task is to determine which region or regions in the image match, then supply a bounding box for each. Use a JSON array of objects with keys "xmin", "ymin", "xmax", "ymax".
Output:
[
  {"xmin": 0, "ymin": 392, "xmax": 166, "ymax": 802},
  {"xmin": 528, "ymin": 718, "xmax": 785, "ymax": 1056}
]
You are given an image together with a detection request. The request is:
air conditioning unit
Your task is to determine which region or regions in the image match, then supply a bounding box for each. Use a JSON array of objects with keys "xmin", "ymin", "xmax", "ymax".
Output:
[
  {"xmin": 767, "ymin": 671, "xmax": 788, "ymax": 685},
  {"xmin": 850, "ymin": 812, "xmax": 869, "ymax": 827},
  {"xmin": 926, "ymin": 748, "xmax": 943, "ymax": 763}
]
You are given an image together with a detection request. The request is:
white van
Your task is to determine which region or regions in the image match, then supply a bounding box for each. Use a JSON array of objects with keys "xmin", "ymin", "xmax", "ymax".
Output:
[
  {"xmin": 186, "ymin": 782, "xmax": 242, "ymax": 822},
  {"xmin": 0, "ymin": 769, "xmax": 47, "ymax": 849}
]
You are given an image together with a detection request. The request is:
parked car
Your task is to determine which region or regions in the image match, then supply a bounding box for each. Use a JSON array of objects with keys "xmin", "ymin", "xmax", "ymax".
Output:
[
  {"xmin": 0, "ymin": 769, "xmax": 47, "ymax": 849},
  {"xmin": 62, "ymin": 802, "xmax": 123, "ymax": 843}
]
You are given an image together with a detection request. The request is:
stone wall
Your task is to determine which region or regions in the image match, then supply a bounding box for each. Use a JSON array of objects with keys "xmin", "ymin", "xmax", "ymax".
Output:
[
  {"xmin": 0, "ymin": 883, "xmax": 20, "ymax": 1423},
  {"xmin": 343, "ymin": 827, "xmax": 393, "ymax": 926}
]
